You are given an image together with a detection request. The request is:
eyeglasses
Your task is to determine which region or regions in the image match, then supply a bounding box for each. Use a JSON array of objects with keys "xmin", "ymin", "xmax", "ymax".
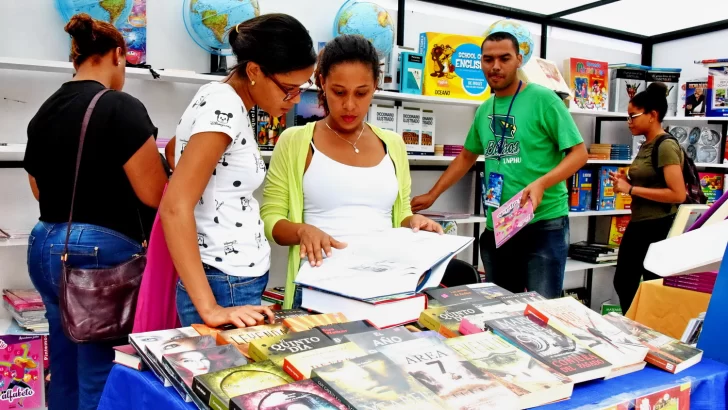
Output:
[
  {"xmin": 627, "ymin": 112, "xmax": 644, "ymax": 123},
  {"xmin": 268, "ymin": 75, "xmax": 314, "ymax": 102}
]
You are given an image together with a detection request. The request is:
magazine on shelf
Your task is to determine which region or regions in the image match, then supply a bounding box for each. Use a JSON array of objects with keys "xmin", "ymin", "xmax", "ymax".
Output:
[{"xmin": 295, "ymin": 228, "xmax": 473, "ymax": 300}]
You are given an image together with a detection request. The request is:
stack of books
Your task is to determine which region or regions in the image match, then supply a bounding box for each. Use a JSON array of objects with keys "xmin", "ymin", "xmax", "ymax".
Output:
[
  {"xmin": 443, "ymin": 144, "xmax": 464, "ymax": 157},
  {"xmin": 589, "ymin": 144, "xmax": 612, "ymax": 160},
  {"xmin": 434, "ymin": 144, "xmax": 445, "ymax": 156},
  {"xmin": 2, "ymin": 289, "xmax": 48, "ymax": 333},
  {"xmin": 568, "ymin": 241, "xmax": 619, "ymax": 264},
  {"xmin": 663, "ymin": 272, "xmax": 717, "ymax": 294},
  {"xmin": 261, "ymin": 287, "xmax": 285, "ymax": 306},
  {"xmin": 610, "ymin": 144, "xmax": 632, "ymax": 160}
]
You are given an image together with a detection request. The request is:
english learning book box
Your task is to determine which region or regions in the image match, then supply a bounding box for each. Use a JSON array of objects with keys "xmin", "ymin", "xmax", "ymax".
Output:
[
  {"xmin": 419, "ymin": 33, "xmax": 490, "ymax": 101},
  {"xmin": 564, "ymin": 58, "xmax": 609, "ymax": 111}
]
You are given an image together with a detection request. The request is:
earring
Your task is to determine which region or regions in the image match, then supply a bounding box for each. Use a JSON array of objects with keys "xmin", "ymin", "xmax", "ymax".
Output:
[{"xmin": 251, "ymin": 80, "xmax": 255, "ymax": 86}]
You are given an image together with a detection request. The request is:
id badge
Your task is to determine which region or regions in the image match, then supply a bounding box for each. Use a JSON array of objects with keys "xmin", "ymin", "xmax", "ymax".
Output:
[{"xmin": 483, "ymin": 172, "xmax": 505, "ymax": 208}]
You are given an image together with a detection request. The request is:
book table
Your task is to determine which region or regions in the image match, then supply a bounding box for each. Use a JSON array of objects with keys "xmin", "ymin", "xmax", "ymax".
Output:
[
  {"xmin": 627, "ymin": 279, "xmax": 711, "ymax": 339},
  {"xmin": 98, "ymin": 358, "xmax": 728, "ymax": 410}
]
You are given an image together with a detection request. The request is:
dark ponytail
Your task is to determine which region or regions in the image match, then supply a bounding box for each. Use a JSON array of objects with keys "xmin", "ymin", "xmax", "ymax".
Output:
[
  {"xmin": 229, "ymin": 14, "xmax": 316, "ymax": 78},
  {"xmin": 631, "ymin": 82, "xmax": 669, "ymax": 121},
  {"xmin": 315, "ymin": 35, "xmax": 381, "ymax": 115},
  {"xmin": 65, "ymin": 13, "xmax": 126, "ymax": 66}
]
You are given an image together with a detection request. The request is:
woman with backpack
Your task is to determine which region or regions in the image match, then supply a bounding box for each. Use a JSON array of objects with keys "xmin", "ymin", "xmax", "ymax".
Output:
[{"xmin": 610, "ymin": 82, "xmax": 690, "ymax": 313}]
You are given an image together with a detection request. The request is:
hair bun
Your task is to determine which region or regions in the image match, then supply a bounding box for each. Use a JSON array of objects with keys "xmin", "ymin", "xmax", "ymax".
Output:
[
  {"xmin": 646, "ymin": 82, "xmax": 668, "ymax": 97},
  {"xmin": 65, "ymin": 13, "xmax": 95, "ymax": 41}
]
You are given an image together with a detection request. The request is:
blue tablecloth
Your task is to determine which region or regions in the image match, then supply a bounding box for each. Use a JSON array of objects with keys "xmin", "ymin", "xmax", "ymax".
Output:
[{"xmin": 99, "ymin": 359, "xmax": 728, "ymax": 410}]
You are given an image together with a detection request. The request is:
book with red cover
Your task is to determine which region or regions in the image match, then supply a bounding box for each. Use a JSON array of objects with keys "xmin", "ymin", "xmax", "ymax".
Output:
[
  {"xmin": 3, "ymin": 289, "xmax": 44, "ymax": 312},
  {"xmin": 113, "ymin": 344, "xmax": 146, "ymax": 371}
]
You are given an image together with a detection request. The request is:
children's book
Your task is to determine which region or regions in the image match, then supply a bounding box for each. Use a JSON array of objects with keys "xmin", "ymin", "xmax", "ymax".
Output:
[{"xmin": 492, "ymin": 190, "xmax": 534, "ymax": 248}]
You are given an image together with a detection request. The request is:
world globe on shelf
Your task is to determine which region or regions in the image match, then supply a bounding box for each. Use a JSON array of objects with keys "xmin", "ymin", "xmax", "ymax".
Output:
[
  {"xmin": 333, "ymin": 1, "xmax": 394, "ymax": 57},
  {"xmin": 56, "ymin": 0, "xmax": 147, "ymax": 65},
  {"xmin": 182, "ymin": 0, "xmax": 260, "ymax": 56},
  {"xmin": 484, "ymin": 19, "xmax": 534, "ymax": 65}
]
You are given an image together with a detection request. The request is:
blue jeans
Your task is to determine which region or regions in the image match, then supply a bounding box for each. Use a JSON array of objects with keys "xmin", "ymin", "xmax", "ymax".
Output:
[
  {"xmin": 176, "ymin": 266, "xmax": 269, "ymax": 326},
  {"xmin": 27, "ymin": 221, "xmax": 142, "ymax": 410},
  {"xmin": 480, "ymin": 216, "xmax": 569, "ymax": 299}
]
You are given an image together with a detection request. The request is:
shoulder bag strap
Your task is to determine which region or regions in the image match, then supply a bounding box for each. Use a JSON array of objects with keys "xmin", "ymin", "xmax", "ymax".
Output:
[{"xmin": 62, "ymin": 89, "xmax": 112, "ymax": 262}]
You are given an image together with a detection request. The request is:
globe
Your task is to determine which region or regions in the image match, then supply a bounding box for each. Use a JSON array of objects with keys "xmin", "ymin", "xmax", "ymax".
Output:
[
  {"xmin": 333, "ymin": 1, "xmax": 394, "ymax": 57},
  {"xmin": 55, "ymin": 0, "xmax": 147, "ymax": 65},
  {"xmin": 183, "ymin": 0, "xmax": 260, "ymax": 56},
  {"xmin": 484, "ymin": 19, "xmax": 534, "ymax": 65}
]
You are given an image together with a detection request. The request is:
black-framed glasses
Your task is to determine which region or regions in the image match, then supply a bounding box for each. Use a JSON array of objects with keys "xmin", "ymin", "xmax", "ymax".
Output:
[
  {"xmin": 268, "ymin": 75, "xmax": 314, "ymax": 102},
  {"xmin": 627, "ymin": 112, "xmax": 644, "ymax": 123}
]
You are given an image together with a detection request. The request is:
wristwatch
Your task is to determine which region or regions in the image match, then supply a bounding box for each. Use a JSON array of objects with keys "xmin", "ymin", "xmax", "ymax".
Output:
[{"xmin": 628, "ymin": 186, "xmax": 634, "ymax": 195}]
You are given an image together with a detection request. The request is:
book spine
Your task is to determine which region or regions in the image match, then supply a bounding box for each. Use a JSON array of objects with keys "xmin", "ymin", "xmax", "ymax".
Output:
[
  {"xmin": 458, "ymin": 317, "xmax": 484, "ymax": 335},
  {"xmin": 191, "ymin": 378, "xmax": 213, "ymax": 408},
  {"xmin": 282, "ymin": 358, "xmax": 306, "ymax": 381},
  {"xmin": 162, "ymin": 359, "xmax": 189, "ymax": 400},
  {"xmin": 644, "ymin": 353, "xmax": 677, "ymax": 374},
  {"xmin": 248, "ymin": 343, "xmax": 267, "ymax": 363},
  {"xmin": 311, "ymin": 376, "xmax": 357, "ymax": 410},
  {"xmin": 209, "ymin": 393, "xmax": 228, "ymax": 410},
  {"xmin": 418, "ymin": 311, "xmax": 441, "ymax": 332},
  {"xmin": 229, "ymin": 400, "xmax": 243, "ymax": 410}
]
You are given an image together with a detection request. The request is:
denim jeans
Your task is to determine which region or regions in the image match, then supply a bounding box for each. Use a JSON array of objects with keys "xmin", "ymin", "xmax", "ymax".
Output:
[
  {"xmin": 27, "ymin": 221, "xmax": 142, "ymax": 410},
  {"xmin": 480, "ymin": 216, "xmax": 569, "ymax": 299},
  {"xmin": 176, "ymin": 266, "xmax": 269, "ymax": 327}
]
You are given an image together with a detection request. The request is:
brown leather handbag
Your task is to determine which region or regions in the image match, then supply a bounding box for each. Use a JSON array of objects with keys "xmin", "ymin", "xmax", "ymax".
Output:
[{"xmin": 59, "ymin": 88, "xmax": 147, "ymax": 344}]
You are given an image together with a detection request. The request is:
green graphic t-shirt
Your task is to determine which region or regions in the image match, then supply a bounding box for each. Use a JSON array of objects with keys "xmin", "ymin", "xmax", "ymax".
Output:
[{"xmin": 464, "ymin": 83, "xmax": 584, "ymax": 230}]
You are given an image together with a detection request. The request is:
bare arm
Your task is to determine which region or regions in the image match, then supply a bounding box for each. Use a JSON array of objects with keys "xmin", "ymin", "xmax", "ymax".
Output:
[
  {"xmin": 627, "ymin": 164, "xmax": 686, "ymax": 203},
  {"xmin": 27, "ymin": 175, "xmax": 39, "ymax": 201},
  {"xmin": 123, "ymin": 137, "xmax": 168, "ymax": 208},
  {"xmin": 165, "ymin": 137, "xmax": 176, "ymax": 171},
  {"xmin": 159, "ymin": 132, "xmax": 273, "ymax": 327}
]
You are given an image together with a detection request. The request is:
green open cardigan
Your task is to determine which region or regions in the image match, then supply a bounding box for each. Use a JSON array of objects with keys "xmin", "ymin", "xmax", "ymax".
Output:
[{"xmin": 260, "ymin": 121, "xmax": 414, "ymax": 308}]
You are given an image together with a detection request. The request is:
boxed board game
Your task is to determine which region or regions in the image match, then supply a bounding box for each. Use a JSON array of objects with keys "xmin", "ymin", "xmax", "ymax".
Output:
[
  {"xmin": 418, "ymin": 32, "xmax": 490, "ymax": 101},
  {"xmin": 564, "ymin": 58, "xmax": 609, "ymax": 111}
]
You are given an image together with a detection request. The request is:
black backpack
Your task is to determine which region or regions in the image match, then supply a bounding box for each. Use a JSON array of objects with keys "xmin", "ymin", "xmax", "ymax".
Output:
[{"xmin": 651, "ymin": 134, "xmax": 707, "ymax": 205}]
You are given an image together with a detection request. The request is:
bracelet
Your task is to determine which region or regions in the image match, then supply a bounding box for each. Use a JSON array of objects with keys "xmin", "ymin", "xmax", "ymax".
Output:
[{"xmin": 628, "ymin": 186, "xmax": 634, "ymax": 196}]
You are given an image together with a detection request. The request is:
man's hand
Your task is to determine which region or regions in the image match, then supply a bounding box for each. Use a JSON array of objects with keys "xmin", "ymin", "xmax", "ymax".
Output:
[
  {"xmin": 411, "ymin": 192, "xmax": 437, "ymax": 213},
  {"xmin": 297, "ymin": 224, "xmax": 347, "ymax": 267},
  {"xmin": 521, "ymin": 179, "xmax": 546, "ymax": 209},
  {"xmin": 408, "ymin": 214, "xmax": 444, "ymax": 234},
  {"xmin": 202, "ymin": 305, "xmax": 275, "ymax": 328},
  {"xmin": 609, "ymin": 171, "xmax": 632, "ymax": 194}
]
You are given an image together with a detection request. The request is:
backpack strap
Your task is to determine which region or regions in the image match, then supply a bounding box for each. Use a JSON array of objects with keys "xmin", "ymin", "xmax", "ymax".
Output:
[{"xmin": 650, "ymin": 133, "xmax": 678, "ymax": 176}]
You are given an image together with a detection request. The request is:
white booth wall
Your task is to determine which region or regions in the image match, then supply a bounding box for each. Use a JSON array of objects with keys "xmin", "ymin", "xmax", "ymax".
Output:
[{"xmin": 1, "ymin": 0, "xmax": 707, "ymax": 310}]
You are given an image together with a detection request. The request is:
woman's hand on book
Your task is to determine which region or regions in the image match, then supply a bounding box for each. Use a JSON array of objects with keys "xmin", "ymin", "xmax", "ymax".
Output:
[
  {"xmin": 296, "ymin": 224, "xmax": 347, "ymax": 267},
  {"xmin": 202, "ymin": 304, "xmax": 275, "ymax": 328},
  {"xmin": 407, "ymin": 214, "xmax": 444, "ymax": 234}
]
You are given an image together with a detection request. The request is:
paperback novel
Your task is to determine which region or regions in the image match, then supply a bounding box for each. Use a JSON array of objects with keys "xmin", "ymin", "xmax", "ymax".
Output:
[
  {"xmin": 216, "ymin": 324, "xmax": 288, "ymax": 358},
  {"xmin": 486, "ymin": 314, "xmax": 612, "ymax": 383},
  {"xmin": 249, "ymin": 329, "xmax": 335, "ymax": 366},
  {"xmin": 445, "ymin": 332, "xmax": 574, "ymax": 409},
  {"xmin": 468, "ymin": 283, "xmax": 513, "ymax": 300},
  {"xmin": 231, "ymin": 379, "xmax": 347, "ymax": 410},
  {"xmin": 458, "ymin": 304, "xmax": 526, "ymax": 335},
  {"xmin": 603, "ymin": 313, "xmax": 703, "ymax": 374},
  {"xmin": 283, "ymin": 313, "xmax": 348, "ymax": 333},
  {"xmin": 343, "ymin": 327, "xmax": 417, "ymax": 354},
  {"xmin": 315, "ymin": 320, "xmax": 375, "ymax": 344},
  {"xmin": 499, "ymin": 292, "xmax": 546, "ymax": 305},
  {"xmin": 312, "ymin": 352, "xmax": 447, "ymax": 409},
  {"xmin": 273, "ymin": 309, "xmax": 310, "ymax": 323},
  {"xmin": 163, "ymin": 344, "xmax": 247, "ymax": 402},
  {"xmin": 419, "ymin": 303, "xmax": 495, "ymax": 338},
  {"xmin": 424, "ymin": 286, "xmax": 488, "ymax": 306},
  {"xmin": 378, "ymin": 338, "xmax": 520, "ymax": 410},
  {"xmin": 128, "ymin": 327, "xmax": 199, "ymax": 385},
  {"xmin": 192, "ymin": 360, "xmax": 293, "ymax": 410},
  {"xmin": 283, "ymin": 343, "xmax": 367, "ymax": 381}
]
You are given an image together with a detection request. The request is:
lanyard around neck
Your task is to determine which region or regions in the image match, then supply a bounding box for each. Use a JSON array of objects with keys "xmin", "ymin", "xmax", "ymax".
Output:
[{"xmin": 492, "ymin": 80, "xmax": 523, "ymax": 162}]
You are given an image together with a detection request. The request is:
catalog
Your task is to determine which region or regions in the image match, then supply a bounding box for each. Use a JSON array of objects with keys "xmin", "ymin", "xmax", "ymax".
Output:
[{"xmin": 295, "ymin": 228, "xmax": 473, "ymax": 300}]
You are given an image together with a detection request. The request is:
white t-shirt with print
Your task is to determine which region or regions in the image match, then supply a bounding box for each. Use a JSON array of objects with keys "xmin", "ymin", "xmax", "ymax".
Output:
[{"xmin": 175, "ymin": 82, "xmax": 270, "ymax": 277}]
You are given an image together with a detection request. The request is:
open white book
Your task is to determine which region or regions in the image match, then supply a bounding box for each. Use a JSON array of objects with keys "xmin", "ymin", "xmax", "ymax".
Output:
[{"xmin": 295, "ymin": 228, "xmax": 474, "ymax": 300}]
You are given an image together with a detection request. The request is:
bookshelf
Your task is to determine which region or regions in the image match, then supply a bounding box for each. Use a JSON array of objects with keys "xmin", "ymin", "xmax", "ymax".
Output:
[
  {"xmin": 565, "ymin": 258, "xmax": 617, "ymax": 273},
  {"xmin": 569, "ymin": 210, "xmax": 631, "ymax": 217}
]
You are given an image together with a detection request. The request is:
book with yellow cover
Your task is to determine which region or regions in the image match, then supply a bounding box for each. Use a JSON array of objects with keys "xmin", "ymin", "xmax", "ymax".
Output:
[
  {"xmin": 216, "ymin": 324, "xmax": 287, "ymax": 358},
  {"xmin": 419, "ymin": 303, "xmax": 491, "ymax": 338},
  {"xmin": 249, "ymin": 329, "xmax": 335, "ymax": 366},
  {"xmin": 283, "ymin": 313, "xmax": 348, "ymax": 332},
  {"xmin": 283, "ymin": 342, "xmax": 367, "ymax": 381}
]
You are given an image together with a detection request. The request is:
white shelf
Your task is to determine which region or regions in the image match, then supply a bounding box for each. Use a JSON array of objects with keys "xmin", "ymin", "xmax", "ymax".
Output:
[
  {"xmin": 586, "ymin": 159, "xmax": 632, "ymax": 165},
  {"xmin": 427, "ymin": 216, "xmax": 487, "ymax": 224},
  {"xmin": 569, "ymin": 210, "xmax": 631, "ymax": 217},
  {"xmin": 570, "ymin": 109, "xmax": 728, "ymax": 122},
  {"xmin": 694, "ymin": 162, "xmax": 728, "ymax": 169},
  {"xmin": 0, "ymin": 144, "xmax": 24, "ymax": 161},
  {"xmin": 565, "ymin": 258, "xmax": 617, "ymax": 272},
  {"xmin": 0, "ymin": 238, "xmax": 28, "ymax": 248}
]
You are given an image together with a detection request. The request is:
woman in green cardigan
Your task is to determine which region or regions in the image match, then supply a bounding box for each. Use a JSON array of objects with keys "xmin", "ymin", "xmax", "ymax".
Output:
[{"xmin": 261, "ymin": 35, "xmax": 443, "ymax": 309}]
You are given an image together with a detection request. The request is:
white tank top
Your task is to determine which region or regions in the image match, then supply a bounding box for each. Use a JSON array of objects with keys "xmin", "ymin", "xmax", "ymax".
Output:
[{"xmin": 303, "ymin": 142, "xmax": 399, "ymax": 242}]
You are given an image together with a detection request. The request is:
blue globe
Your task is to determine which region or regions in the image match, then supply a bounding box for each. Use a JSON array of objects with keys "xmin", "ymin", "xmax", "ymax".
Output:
[
  {"xmin": 333, "ymin": 1, "xmax": 394, "ymax": 57},
  {"xmin": 56, "ymin": 0, "xmax": 147, "ymax": 65},
  {"xmin": 183, "ymin": 0, "xmax": 260, "ymax": 56},
  {"xmin": 484, "ymin": 19, "xmax": 534, "ymax": 66}
]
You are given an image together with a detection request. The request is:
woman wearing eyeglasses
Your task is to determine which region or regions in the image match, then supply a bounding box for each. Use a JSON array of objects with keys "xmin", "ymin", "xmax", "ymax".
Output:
[
  {"xmin": 160, "ymin": 14, "xmax": 317, "ymax": 327},
  {"xmin": 609, "ymin": 82, "xmax": 687, "ymax": 314}
]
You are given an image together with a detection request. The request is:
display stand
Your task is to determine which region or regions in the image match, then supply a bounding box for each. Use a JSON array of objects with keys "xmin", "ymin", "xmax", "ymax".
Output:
[{"xmin": 697, "ymin": 243, "xmax": 728, "ymax": 365}]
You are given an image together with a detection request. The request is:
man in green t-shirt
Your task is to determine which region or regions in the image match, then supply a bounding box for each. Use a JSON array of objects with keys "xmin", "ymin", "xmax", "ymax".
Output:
[{"xmin": 412, "ymin": 31, "xmax": 588, "ymax": 298}]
